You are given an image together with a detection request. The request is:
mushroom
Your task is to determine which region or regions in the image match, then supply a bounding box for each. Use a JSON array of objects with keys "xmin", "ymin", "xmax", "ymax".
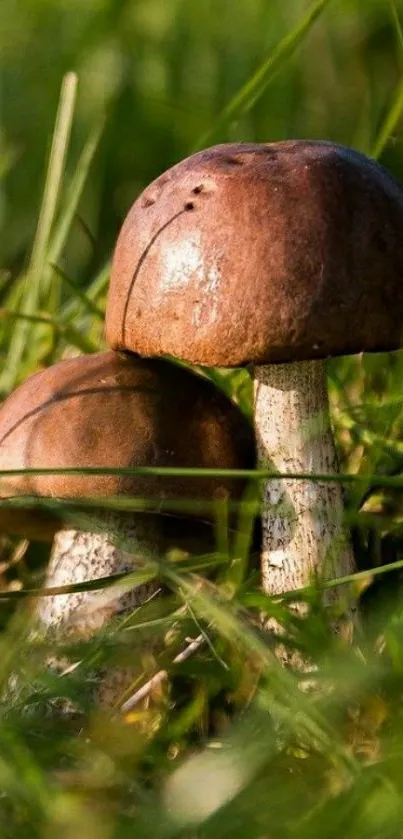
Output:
[
  {"xmin": 105, "ymin": 140, "xmax": 403, "ymax": 627},
  {"xmin": 0, "ymin": 350, "xmax": 254, "ymax": 700}
]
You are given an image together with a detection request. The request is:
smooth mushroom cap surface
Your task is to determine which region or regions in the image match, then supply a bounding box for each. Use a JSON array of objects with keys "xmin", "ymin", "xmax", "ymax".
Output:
[
  {"xmin": 106, "ymin": 140, "xmax": 403, "ymax": 366},
  {"xmin": 0, "ymin": 350, "xmax": 255, "ymax": 539}
]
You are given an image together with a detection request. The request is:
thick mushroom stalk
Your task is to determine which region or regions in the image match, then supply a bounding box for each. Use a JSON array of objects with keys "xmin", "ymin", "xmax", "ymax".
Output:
[
  {"xmin": 38, "ymin": 512, "xmax": 161, "ymax": 708},
  {"xmin": 37, "ymin": 513, "xmax": 161, "ymax": 713},
  {"xmin": 254, "ymin": 360, "xmax": 356, "ymax": 617}
]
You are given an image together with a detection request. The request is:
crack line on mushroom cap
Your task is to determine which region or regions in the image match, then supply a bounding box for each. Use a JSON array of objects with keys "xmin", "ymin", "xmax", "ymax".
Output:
[{"xmin": 122, "ymin": 207, "xmax": 189, "ymax": 344}]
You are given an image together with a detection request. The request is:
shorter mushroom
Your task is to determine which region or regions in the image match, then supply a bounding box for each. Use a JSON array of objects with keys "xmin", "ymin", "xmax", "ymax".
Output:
[{"xmin": 0, "ymin": 350, "xmax": 254, "ymax": 703}]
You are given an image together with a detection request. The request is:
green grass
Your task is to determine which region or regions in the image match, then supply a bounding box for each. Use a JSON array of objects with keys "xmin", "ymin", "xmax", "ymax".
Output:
[{"xmin": 1, "ymin": 0, "xmax": 403, "ymax": 836}]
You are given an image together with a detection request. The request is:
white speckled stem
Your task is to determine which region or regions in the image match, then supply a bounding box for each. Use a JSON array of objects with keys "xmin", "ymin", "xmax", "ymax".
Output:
[
  {"xmin": 37, "ymin": 512, "xmax": 160, "ymax": 707},
  {"xmin": 253, "ymin": 360, "xmax": 356, "ymax": 615},
  {"xmin": 39, "ymin": 512, "xmax": 159, "ymax": 634}
]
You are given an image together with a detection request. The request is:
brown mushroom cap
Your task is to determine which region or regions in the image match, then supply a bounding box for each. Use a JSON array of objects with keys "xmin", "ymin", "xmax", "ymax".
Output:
[
  {"xmin": 0, "ymin": 350, "xmax": 254, "ymax": 540},
  {"xmin": 106, "ymin": 140, "xmax": 403, "ymax": 367}
]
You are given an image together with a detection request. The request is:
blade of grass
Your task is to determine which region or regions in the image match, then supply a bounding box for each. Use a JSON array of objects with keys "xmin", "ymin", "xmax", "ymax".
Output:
[
  {"xmin": 0, "ymin": 571, "xmax": 152, "ymax": 601},
  {"xmin": 29, "ymin": 73, "xmax": 78, "ymax": 280},
  {"xmin": 390, "ymin": 0, "xmax": 403, "ymax": 61},
  {"xmin": 60, "ymin": 261, "xmax": 109, "ymax": 321},
  {"xmin": 0, "ymin": 309, "xmax": 59, "ymax": 327},
  {"xmin": 193, "ymin": 0, "xmax": 333, "ymax": 150},
  {"xmin": 21, "ymin": 113, "xmax": 104, "ymax": 372},
  {"xmin": 371, "ymin": 77, "xmax": 403, "ymax": 159},
  {"xmin": 47, "ymin": 117, "xmax": 104, "ymax": 269},
  {"xmin": 0, "ymin": 465, "xmax": 401, "ymax": 486},
  {"xmin": 0, "ymin": 73, "xmax": 78, "ymax": 393},
  {"xmin": 0, "ymin": 116, "xmax": 104, "ymax": 324},
  {"xmin": 371, "ymin": 3, "xmax": 403, "ymax": 158},
  {"xmin": 50, "ymin": 264, "xmax": 103, "ymax": 319},
  {"xmin": 74, "ymin": 213, "xmax": 97, "ymax": 252},
  {"xmin": 0, "ymin": 308, "xmax": 98, "ymax": 353},
  {"xmin": 2, "ymin": 546, "xmax": 403, "ymax": 604}
]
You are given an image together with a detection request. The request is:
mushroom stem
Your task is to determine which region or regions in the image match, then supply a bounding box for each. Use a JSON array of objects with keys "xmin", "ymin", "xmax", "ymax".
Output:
[
  {"xmin": 253, "ymin": 359, "xmax": 356, "ymax": 617},
  {"xmin": 38, "ymin": 512, "xmax": 159, "ymax": 634},
  {"xmin": 37, "ymin": 512, "xmax": 160, "ymax": 707}
]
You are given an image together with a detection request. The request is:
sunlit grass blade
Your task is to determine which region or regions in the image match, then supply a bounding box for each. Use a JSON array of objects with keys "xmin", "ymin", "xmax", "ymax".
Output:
[
  {"xmin": 0, "ymin": 309, "xmax": 59, "ymax": 328},
  {"xmin": 0, "ymin": 119, "xmax": 104, "ymax": 336},
  {"xmin": 0, "ymin": 464, "xmax": 401, "ymax": 487},
  {"xmin": 229, "ymin": 483, "xmax": 260, "ymax": 588},
  {"xmin": 47, "ymin": 117, "xmax": 104, "ymax": 270},
  {"xmin": 0, "ymin": 73, "xmax": 78, "ymax": 394},
  {"xmin": 0, "ymin": 308, "xmax": 98, "ymax": 353},
  {"xmin": 372, "ymin": 3, "xmax": 403, "ymax": 158},
  {"xmin": 193, "ymin": 0, "xmax": 333, "ymax": 150},
  {"xmin": 0, "ymin": 571, "xmax": 153, "ymax": 602},
  {"xmin": 29, "ymin": 73, "xmax": 78, "ymax": 280},
  {"xmin": 21, "ymin": 118, "xmax": 104, "ymax": 372},
  {"xmin": 390, "ymin": 0, "xmax": 403, "ymax": 60},
  {"xmin": 371, "ymin": 76, "xmax": 403, "ymax": 159}
]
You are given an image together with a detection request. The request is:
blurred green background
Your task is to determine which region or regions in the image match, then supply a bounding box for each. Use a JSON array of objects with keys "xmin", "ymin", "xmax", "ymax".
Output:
[{"xmin": 2, "ymin": 0, "xmax": 403, "ymax": 284}]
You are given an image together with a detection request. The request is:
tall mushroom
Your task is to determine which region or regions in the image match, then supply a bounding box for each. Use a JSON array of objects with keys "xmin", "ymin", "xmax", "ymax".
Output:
[
  {"xmin": 105, "ymin": 140, "xmax": 403, "ymax": 623},
  {"xmin": 0, "ymin": 350, "xmax": 254, "ymax": 699}
]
